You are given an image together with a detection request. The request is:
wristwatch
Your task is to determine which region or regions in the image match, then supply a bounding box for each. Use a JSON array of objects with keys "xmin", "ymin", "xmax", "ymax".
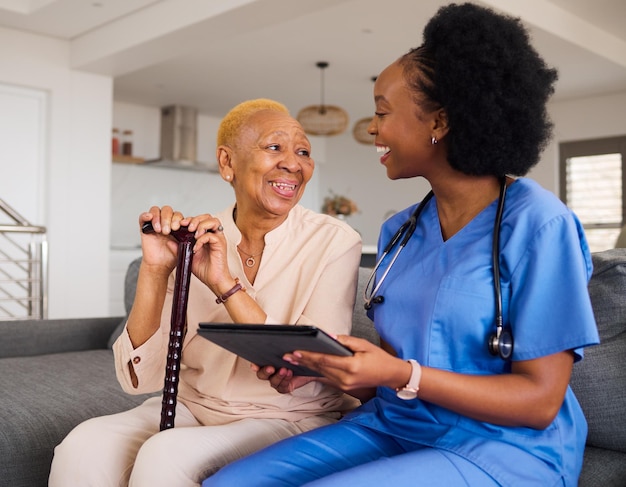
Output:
[{"xmin": 396, "ymin": 359, "xmax": 421, "ymax": 400}]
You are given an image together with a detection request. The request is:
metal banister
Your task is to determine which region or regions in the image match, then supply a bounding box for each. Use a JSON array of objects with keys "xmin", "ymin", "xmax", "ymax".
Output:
[{"xmin": 0, "ymin": 198, "xmax": 48, "ymax": 320}]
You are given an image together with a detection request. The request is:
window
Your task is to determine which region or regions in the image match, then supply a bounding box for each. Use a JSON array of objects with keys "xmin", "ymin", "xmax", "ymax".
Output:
[{"xmin": 559, "ymin": 136, "xmax": 626, "ymax": 252}]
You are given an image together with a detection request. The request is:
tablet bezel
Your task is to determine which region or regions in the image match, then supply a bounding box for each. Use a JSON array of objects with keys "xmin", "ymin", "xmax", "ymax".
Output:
[{"xmin": 196, "ymin": 323, "xmax": 353, "ymax": 376}]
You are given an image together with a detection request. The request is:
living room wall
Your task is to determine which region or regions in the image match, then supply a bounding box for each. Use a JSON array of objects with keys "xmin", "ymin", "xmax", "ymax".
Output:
[{"xmin": 0, "ymin": 26, "xmax": 112, "ymax": 319}]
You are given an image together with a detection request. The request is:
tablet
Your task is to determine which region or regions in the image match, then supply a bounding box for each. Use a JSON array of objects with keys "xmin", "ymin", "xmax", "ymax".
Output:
[{"xmin": 197, "ymin": 323, "xmax": 353, "ymax": 376}]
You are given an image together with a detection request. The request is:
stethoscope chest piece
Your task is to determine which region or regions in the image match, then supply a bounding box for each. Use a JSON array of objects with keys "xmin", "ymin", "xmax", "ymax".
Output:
[{"xmin": 488, "ymin": 327, "xmax": 514, "ymax": 360}]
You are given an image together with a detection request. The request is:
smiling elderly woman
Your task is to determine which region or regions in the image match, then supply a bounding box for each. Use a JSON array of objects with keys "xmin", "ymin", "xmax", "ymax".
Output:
[{"xmin": 48, "ymin": 99, "xmax": 362, "ymax": 487}]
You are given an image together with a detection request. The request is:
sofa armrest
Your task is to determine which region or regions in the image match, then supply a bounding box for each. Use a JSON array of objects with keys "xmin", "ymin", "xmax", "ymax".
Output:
[{"xmin": 0, "ymin": 316, "xmax": 124, "ymax": 358}]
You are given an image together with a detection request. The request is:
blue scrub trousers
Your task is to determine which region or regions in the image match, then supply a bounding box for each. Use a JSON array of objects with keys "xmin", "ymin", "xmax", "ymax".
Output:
[{"xmin": 202, "ymin": 421, "xmax": 500, "ymax": 486}]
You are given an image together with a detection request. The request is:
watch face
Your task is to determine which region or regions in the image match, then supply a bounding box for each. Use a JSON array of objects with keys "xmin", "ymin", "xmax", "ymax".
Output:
[{"xmin": 396, "ymin": 388, "xmax": 418, "ymax": 400}]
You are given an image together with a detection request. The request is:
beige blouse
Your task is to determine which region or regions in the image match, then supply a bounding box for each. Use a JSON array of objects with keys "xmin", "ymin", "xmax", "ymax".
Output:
[{"xmin": 113, "ymin": 204, "xmax": 362, "ymax": 425}]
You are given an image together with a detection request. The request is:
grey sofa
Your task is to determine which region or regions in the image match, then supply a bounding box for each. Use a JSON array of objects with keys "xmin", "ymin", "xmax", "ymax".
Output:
[{"xmin": 0, "ymin": 251, "xmax": 625, "ymax": 486}]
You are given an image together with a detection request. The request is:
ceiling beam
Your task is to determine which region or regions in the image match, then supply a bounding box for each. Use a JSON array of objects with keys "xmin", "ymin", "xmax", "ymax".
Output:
[
  {"xmin": 70, "ymin": 0, "xmax": 257, "ymax": 74},
  {"xmin": 0, "ymin": 0, "xmax": 55, "ymax": 15},
  {"xmin": 70, "ymin": 0, "xmax": 353, "ymax": 77},
  {"xmin": 481, "ymin": 0, "xmax": 626, "ymax": 69}
]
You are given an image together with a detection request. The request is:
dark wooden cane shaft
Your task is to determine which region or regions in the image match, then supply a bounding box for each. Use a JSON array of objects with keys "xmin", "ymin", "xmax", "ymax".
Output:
[{"xmin": 159, "ymin": 227, "xmax": 196, "ymax": 431}]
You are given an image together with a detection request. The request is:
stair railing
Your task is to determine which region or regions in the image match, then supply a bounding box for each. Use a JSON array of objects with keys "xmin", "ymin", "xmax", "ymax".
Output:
[{"xmin": 0, "ymin": 198, "xmax": 48, "ymax": 320}]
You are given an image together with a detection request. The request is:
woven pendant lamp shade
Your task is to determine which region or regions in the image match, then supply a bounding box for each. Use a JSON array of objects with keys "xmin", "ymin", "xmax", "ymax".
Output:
[
  {"xmin": 297, "ymin": 61, "xmax": 348, "ymax": 136},
  {"xmin": 352, "ymin": 117, "xmax": 375, "ymax": 145},
  {"xmin": 297, "ymin": 105, "xmax": 349, "ymax": 136}
]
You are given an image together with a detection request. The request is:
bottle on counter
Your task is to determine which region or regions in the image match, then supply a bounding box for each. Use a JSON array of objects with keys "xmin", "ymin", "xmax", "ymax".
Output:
[
  {"xmin": 112, "ymin": 128, "xmax": 120, "ymax": 155},
  {"xmin": 122, "ymin": 130, "xmax": 133, "ymax": 156}
]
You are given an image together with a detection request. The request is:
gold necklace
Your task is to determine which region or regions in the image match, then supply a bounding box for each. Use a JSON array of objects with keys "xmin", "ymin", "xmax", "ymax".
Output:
[{"xmin": 237, "ymin": 245, "xmax": 263, "ymax": 268}]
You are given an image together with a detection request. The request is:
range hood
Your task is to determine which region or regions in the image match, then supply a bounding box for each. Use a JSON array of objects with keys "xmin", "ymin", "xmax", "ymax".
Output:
[{"xmin": 145, "ymin": 105, "xmax": 218, "ymax": 172}]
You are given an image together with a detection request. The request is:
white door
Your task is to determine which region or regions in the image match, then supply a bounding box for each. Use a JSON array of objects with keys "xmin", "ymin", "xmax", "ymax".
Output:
[{"xmin": 0, "ymin": 82, "xmax": 47, "ymax": 224}]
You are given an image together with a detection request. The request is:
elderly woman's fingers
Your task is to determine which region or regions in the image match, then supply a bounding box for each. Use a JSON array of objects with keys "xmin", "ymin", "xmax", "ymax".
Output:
[
  {"xmin": 183, "ymin": 214, "xmax": 225, "ymax": 235},
  {"xmin": 144, "ymin": 206, "xmax": 181, "ymax": 234}
]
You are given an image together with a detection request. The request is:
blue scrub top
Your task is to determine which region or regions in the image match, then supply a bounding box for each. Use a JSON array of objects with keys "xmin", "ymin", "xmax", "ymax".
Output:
[{"xmin": 349, "ymin": 178, "xmax": 599, "ymax": 486}]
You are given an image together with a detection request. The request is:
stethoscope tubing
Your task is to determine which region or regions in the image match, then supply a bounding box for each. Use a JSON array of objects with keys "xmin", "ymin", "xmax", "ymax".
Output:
[
  {"xmin": 492, "ymin": 177, "xmax": 507, "ymax": 333},
  {"xmin": 363, "ymin": 191, "xmax": 434, "ymax": 309},
  {"xmin": 363, "ymin": 178, "xmax": 509, "ymax": 358}
]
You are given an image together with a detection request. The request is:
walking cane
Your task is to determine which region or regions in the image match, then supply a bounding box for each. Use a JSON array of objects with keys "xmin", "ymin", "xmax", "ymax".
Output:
[{"xmin": 142, "ymin": 222, "xmax": 195, "ymax": 430}]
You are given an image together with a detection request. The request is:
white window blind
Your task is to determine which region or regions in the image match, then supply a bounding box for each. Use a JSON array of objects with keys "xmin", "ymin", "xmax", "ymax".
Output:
[{"xmin": 560, "ymin": 136, "xmax": 626, "ymax": 253}]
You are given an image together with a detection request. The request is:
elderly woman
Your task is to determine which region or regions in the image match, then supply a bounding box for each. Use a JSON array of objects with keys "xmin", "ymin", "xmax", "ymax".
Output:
[
  {"xmin": 204, "ymin": 5, "xmax": 599, "ymax": 487},
  {"xmin": 49, "ymin": 99, "xmax": 361, "ymax": 486}
]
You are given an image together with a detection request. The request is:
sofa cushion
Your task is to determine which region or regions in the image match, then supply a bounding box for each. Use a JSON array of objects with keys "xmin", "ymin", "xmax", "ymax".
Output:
[
  {"xmin": 0, "ymin": 349, "xmax": 154, "ymax": 487},
  {"xmin": 570, "ymin": 249, "xmax": 626, "ymax": 454}
]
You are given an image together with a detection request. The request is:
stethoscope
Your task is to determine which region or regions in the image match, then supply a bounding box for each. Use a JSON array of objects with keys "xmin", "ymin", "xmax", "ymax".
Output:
[{"xmin": 364, "ymin": 177, "xmax": 513, "ymax": 361}]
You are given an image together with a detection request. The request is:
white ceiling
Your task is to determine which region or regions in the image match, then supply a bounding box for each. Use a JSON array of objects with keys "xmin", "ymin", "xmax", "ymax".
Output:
[{"xmin": 1, "ymin": 0, "xmax": 625, "ymax": 120}]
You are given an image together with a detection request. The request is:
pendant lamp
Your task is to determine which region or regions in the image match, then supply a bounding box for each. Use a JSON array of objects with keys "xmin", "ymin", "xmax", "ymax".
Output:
[
  {"xmin": 352, "ymin": 76, "xmax": 377, "ymax": 145},
  {"xmin": 352, "ymin": 117, "xmax": 375, "ymax": 145},
  {"xmin": 297, "ymin": 61, "xmax": 349, "ymax": 136}
]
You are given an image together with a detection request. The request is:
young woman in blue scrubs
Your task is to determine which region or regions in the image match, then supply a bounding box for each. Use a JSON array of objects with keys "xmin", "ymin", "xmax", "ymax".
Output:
[{"xmin": 203, "ymin": 3, "xmax": 599, "ymax": 486}]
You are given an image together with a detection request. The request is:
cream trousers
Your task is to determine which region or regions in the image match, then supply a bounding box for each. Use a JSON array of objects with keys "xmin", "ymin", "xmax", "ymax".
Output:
[{"xmin": 48, "ymin": 396, "xmax": 337, "ymax": 487}]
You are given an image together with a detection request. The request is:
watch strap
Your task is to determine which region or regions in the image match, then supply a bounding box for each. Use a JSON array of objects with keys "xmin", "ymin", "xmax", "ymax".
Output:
[{"xmin": 396, "ymin": 359, "xmax": 421, "ymax": 400}]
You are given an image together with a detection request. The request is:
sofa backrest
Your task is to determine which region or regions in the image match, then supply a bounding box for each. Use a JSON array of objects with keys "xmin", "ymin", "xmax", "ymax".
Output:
[
  {"xmin": 350, "ymin": 267, "xmax": 379, "ymax": 345},
  {"xmin": 122, "ymin": 258, "xmax": 380, "ymax": 346},
  {"xmin": 570, "ymin": 248, "xmax": 626, "ymax": 453},
  {"xmin": 125, "ymin": 257, "xmax": 142, "ymax": 315}
]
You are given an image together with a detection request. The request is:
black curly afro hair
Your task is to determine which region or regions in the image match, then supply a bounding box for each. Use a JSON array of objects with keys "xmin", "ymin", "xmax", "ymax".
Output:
[{"xmin": 399, "ymin": 2, "xmax": 558, "ymax": 176}]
